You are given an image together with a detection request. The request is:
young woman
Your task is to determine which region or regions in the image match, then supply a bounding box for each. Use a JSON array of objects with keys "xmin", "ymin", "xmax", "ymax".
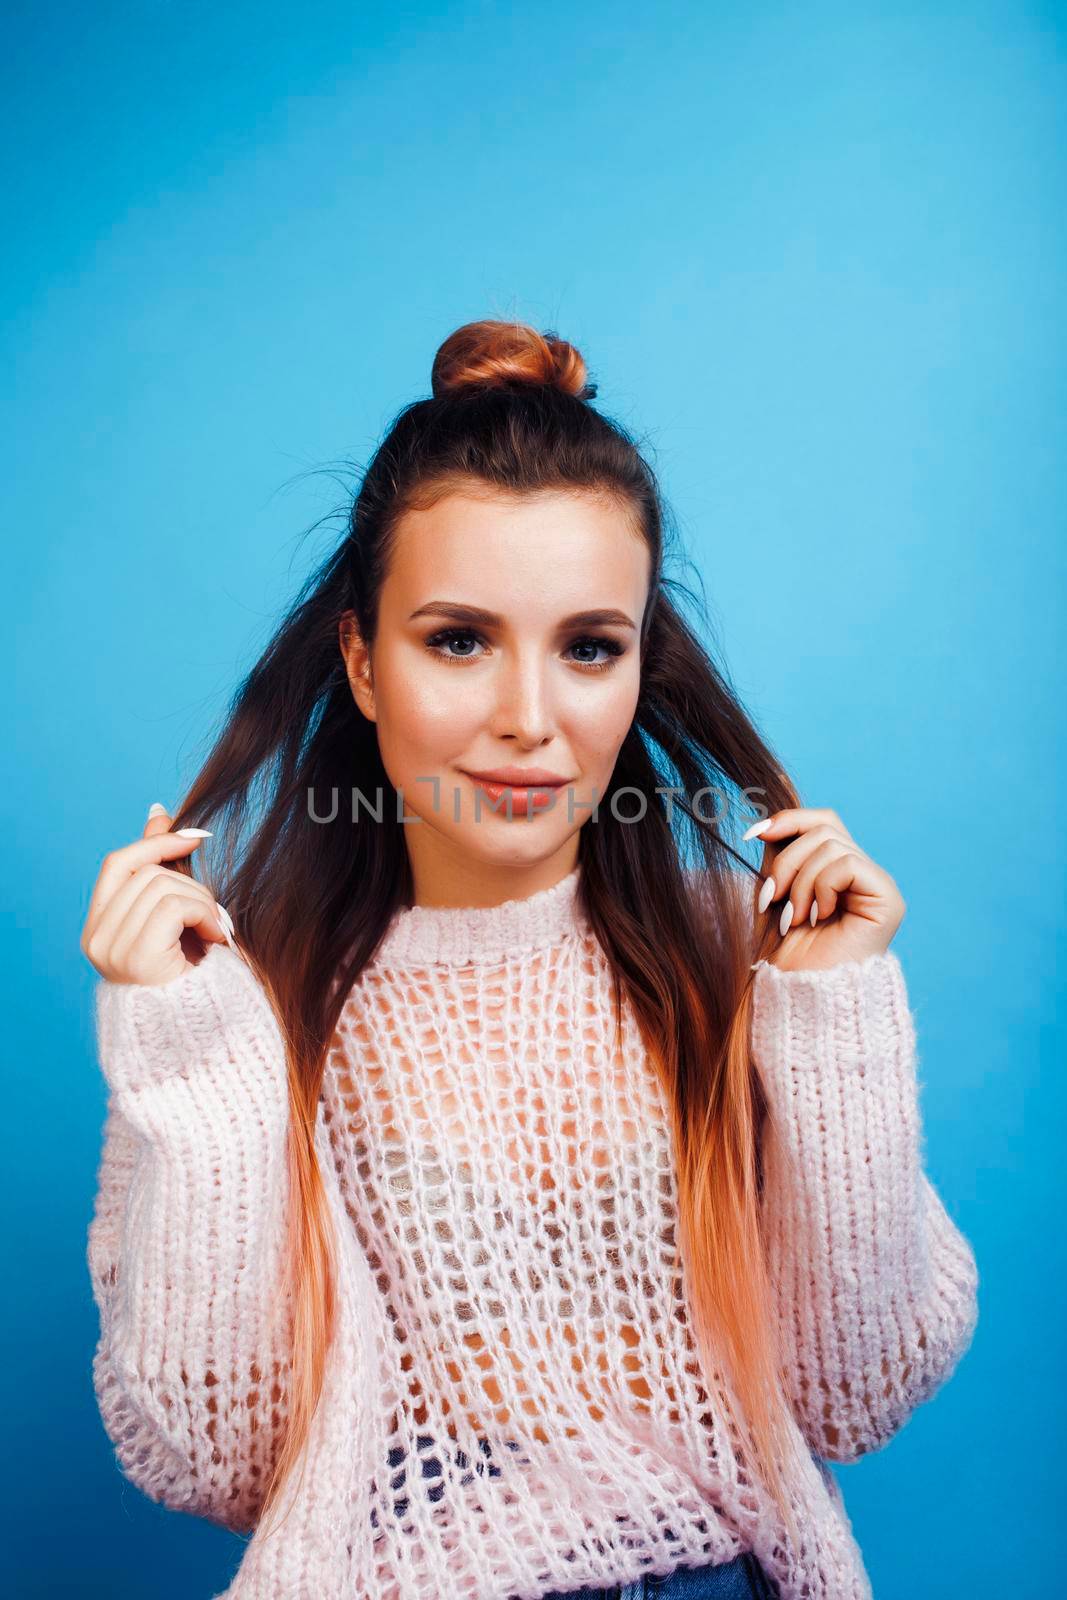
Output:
[{"xmin": 83, "ymin": 319, "xmax": 979, "ymax": 1600}]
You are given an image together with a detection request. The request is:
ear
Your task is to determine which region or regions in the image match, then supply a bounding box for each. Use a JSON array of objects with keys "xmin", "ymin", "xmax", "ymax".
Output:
[{"xmin": 339, "ymin": 610, "xmax": 377, "ymax": 723}]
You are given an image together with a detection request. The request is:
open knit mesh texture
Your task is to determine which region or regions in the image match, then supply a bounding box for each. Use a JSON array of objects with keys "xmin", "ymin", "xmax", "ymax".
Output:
[{"xmin": 88, "ymin": 866, "xmax": 979, "ymax": 1600}]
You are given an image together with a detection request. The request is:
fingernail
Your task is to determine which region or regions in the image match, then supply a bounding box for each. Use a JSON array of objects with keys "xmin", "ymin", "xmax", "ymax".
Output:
[
  {"xmin": 757, "ymin": 876, "xmax": 776, "ymax": 914},
  {"xmin": 147, "ymin": 802, "xmax": 169, "ymax": 819},
  {"xmin": 779, "ymin": 900, "xmax": 794, "ymax": 936},
  {"xmin": 809, "ymin": 900, "xmax": 818, "ymax": 926},
  {"xmin": 175, "ymin": 827, "xmax": 213, "ymax": 838},
  {"xmin": 216, "ymin": 902, "xmax": 236, "ymax": 947},
  {"xmin": 742, "ymin": 818, "xmax": 772, "ymax": 842}
]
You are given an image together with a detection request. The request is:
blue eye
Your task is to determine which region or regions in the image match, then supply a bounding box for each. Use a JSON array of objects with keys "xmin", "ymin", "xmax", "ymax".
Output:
[
  {"xmin": 423, "ymin": 629, "xmax": 625, "ymax": 673},
  {"xmin": 426, "ymin": 629, "xmax": 482, "ymax": 661},
  {"xmin": 567, "ymin": 636, "xmax": 625, "ymax": 670}
]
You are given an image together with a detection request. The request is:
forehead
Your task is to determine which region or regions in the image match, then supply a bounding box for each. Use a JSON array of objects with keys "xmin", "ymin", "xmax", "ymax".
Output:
[{"xmin": 384, "ymin": 488, "xmax": 650, "ymax": 614}]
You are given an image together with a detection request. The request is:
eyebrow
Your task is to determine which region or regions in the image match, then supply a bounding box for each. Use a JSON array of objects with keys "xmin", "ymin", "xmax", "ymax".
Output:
[{"xmin": 408, "ymin": 601, "xmax": 638, "ymax": 631}]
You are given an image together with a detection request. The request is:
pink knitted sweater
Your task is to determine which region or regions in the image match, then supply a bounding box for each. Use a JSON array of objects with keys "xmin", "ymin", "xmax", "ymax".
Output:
[{"xmin": 87, "ymin": 865, "xmax": 978, "ymax": 1600}]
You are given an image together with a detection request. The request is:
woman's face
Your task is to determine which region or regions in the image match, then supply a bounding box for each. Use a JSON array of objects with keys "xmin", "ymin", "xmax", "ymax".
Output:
[{"xmin": 340, "ymin": 485, "xmax": 649, "ymax": 902}]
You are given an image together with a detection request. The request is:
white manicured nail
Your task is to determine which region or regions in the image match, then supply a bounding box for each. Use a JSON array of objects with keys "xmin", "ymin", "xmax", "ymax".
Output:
[
  {"xmin": 147, "ymin": 802, "xmax": 169, "ymax": 819},
  {"xmin": 742, "ymin": 818, "xmax": 772, "ymax": 842},
  {"xmin": 809, "ymin": 900, "xmax": 818, "ymax": 926},
  {"xmin": 779, "ymin": 900, "xmax": 794, "ymax": 936},
  {"xmin": 216, "ymin": 902, "xmax": 236, "ymax": 947},
  {"xmin": 175, "ymin": 827, "xmax": 213, "ymax": 838},
  {"xmin": 757, "ymin": 876, "xmax": 776, "ymax": 914}
]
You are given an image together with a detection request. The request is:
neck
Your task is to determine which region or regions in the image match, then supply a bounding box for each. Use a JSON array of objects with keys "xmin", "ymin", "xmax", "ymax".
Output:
[{"xmin": 373, "ymin": 862, "xmax": 587, "ymax": 968}]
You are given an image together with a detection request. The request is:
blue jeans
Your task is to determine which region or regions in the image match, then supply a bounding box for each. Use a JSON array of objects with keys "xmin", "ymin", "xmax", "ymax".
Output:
[
  {"xmin": 537, "ymin": 1551, "xmax": 778, "ymax": 1598},
  {"xmin": 373, "ymin": 1434, "xmax": 779, "ymax": 1599}
]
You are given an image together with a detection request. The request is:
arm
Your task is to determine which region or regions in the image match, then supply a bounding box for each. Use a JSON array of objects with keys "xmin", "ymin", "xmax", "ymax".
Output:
[
  {"xmin": 750, "ymin": 949, "xmax": 979, "ymax": 1463},
  {"xmin": 87, "ymin": 943, "xmax": 293, "ymax": 1533}
]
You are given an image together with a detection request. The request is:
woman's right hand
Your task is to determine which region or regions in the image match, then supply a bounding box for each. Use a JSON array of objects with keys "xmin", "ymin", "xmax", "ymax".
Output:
[{"xmin": 81, "ymin": 805, "xmax": 235, "ymax": 986}]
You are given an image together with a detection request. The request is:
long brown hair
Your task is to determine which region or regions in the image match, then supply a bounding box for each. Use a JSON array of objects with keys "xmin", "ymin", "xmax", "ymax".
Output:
[{"xmin": 167, "ymin": 318, "xmax": 808, "ymax": 1543}]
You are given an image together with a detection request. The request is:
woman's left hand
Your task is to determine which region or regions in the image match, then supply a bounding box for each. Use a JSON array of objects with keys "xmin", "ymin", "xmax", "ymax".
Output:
[{"xmin": 743, "ymin": 807, "xmax": 906, "ymax": 972}]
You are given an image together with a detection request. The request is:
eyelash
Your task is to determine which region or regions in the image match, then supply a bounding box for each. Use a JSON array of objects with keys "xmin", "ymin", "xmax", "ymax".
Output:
[{"xmin": 423, "ymin": 628, "xmax": 626, "ymax": 673}]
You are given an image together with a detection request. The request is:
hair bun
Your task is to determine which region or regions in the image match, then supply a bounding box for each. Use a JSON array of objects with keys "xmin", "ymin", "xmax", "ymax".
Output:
[{"xmin": 431, "ymin": 319, "xmax": 597, "ymax": 402}]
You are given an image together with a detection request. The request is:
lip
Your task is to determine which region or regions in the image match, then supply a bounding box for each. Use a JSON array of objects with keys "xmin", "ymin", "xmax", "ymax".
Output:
[{"xmin": 460, "ymin": 767, "xmax": 571, "ymax": 787}]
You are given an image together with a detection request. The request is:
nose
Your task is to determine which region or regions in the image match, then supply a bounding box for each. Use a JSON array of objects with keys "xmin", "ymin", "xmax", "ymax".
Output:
[{"xmin": 486, "ymin": 649, "xmax": 556, "ymax": 747}]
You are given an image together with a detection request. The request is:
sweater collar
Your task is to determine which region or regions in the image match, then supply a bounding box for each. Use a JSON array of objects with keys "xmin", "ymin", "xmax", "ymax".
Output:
[{"xmin": 372, "ymin": 864, "xmax": 587, "ymax": 968}]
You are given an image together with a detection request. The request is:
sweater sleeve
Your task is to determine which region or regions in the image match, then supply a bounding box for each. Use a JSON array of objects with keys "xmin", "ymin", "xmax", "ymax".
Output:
[
  {"xmin": 749, "ymin": 949, "xmax": 979, "ymax": 1464},
  {"xmin": 86, "ymin": 943, "xmax": 293, "ymax": 1533}
]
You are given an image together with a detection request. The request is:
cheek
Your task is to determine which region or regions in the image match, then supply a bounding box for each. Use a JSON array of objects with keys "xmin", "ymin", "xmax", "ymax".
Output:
[
  {"xmin": 376, "ymin": 662, "xmax": 483, "ymax": 758},
  {"xmin": 567, "ymin": 675, "xmax": 639, "ymax": 758}
]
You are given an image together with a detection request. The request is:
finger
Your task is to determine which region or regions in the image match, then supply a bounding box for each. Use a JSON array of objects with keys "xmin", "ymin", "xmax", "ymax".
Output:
[
  {"xmin": 809, "ymin": 869, "xmax": 840, "ymax": 927},
  {"xmin": 86, "ymin": 824, "xmax": 213, "ymax": 937},
  {"xmin": 781, "ymin": 838, "xmax": 849, "ymax": 928},
  {"xmin": 803, "ymin": 850, "xmax": 888, "ymax": 931},
  {"xmin": 754, "ymin": 824, "xmax": 856, "ymax": 910},
  {"xmin": 105, "ymin": 881, "xmax": 227, "ymax": 981},
  {"xmin": 142, "ymin": 802, "xmax": 174, "ymax": 840},
  {"xmin": 87, "ymin": 862, "xmax": 223, "ymax": 965},
  {"xmin": 742, "ymin": 806, "xmax": 855, "ymax": 846}
]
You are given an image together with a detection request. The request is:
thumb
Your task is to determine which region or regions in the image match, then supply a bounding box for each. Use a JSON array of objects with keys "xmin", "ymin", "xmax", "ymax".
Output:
[
  {"xmin": 143, "ymin": 801, "xmax": 174, "ymax": 840},
  {"xmin": 140, "ymin": 801, "xmax": 237, "ymax": 957}
]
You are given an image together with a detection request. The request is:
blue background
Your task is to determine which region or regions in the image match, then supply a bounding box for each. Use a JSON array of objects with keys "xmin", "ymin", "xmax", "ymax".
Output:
[{"xmin": 3, "ymin": 1, "xmax": 1062, "ymax": 1594}]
